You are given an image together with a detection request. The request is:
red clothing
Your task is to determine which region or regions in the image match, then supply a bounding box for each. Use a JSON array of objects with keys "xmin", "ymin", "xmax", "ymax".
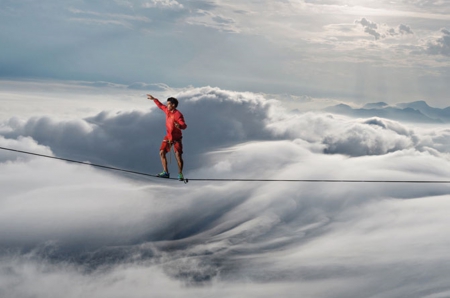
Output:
[
  {"xmin": 160, "ymin": 136, "xmax": 183, "ymax": 154},
  {"xmin": 153, "ymin": 99, "xmax": 187, "ymax": 141}
]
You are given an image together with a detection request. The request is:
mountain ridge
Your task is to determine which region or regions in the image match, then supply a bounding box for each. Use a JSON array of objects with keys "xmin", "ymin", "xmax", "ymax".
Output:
[{"xmin": 324, "ymin": 100, "xmax": 450, "ymax": 123}]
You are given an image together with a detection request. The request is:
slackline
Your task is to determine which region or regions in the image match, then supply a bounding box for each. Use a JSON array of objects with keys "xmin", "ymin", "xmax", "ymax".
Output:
[{"xmin": 1, "ymin": 146, "xmax": 450, "ymax": 184}]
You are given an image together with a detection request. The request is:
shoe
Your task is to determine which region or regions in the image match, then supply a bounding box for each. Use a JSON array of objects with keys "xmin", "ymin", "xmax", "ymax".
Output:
[
  {"xmin": 157, "ymin": 171, "xmax": 170, "ymax": 178},
  {"xmin": 178, "ymin": 173, "xmax": 184, "ymax": 181}
]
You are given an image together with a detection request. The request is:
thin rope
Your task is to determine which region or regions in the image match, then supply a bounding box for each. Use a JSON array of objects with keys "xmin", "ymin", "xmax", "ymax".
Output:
[
  {"xmin": 1, "ymin": 146, "xmax": 450, "ymax": 184},
  {"xmin": 0, "ymin": 146, "xmax": 164, "ymax": 178}
]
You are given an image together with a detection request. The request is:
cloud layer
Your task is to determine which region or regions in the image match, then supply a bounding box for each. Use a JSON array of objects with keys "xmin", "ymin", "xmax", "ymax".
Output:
[{"xmin": 2, "ymin": 86, "xmax": 450, "ymax": 297}]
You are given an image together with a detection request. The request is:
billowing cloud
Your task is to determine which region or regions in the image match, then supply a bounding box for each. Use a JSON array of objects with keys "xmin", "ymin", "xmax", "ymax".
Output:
[
  {"xmin": 1, "ymin": 87, "xmax": 275, "ymax": 173},
  {"xmin": 427, "ymin": 28, "xmax": 450, "ymax": 56},
  {"xmin": 3, "ymin": 87, "xmax": 450, "ymax": 171},
  {"xmin": 321, "ymin": 118, "xmax": 415, "ymax": 156},
  {"xmin": 2, "ymin": 86, "xmax": 450, "ymax": 297}
]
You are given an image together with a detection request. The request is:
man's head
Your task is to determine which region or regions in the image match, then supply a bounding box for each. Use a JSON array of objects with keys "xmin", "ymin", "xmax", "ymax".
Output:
[{"xmin": 167, "ymin": 97, "xmax": 179, "ymax": 110}]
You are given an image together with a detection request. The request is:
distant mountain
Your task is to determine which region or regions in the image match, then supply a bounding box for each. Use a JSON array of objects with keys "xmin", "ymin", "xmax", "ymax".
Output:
[
  {"xmin": 395, "ymin": 101, "xmax": 450, "ymax": 122},
  {"xmin": 323, "ymin": 101, "xmax": 450, "ymax": 123}
]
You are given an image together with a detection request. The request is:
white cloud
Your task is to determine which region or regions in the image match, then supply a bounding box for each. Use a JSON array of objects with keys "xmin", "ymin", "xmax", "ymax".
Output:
[
  {"xmin": 0, "ymin": 135, "xmax": 52, "ymax": 163},
  {"xmin": 2, "ymin": 84, "xmax": 450, "ymax": 297},
  {"xmin": 427, "ymin": 28, "xmax": 450, "ymax": 56},
  {"xmin": 3, "ymin": 86, "xmax": 450, "ymax": 172},
  {"xmin": 143, "ymin": 0, "xmax": 184, "ymax": 10},
  {"xmin": 68, "ymin": 8, "xmax": 151, "ymax": 28},
  {"xmin": 185, "ymin": 9, "xmax": 239, "ymax": 33},
  {"xmin": 1, "ymin": 86, "xmax": 278, "ymax": 173}
]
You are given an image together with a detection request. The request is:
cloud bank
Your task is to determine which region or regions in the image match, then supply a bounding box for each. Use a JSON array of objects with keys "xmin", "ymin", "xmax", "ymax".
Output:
[{"xmin": 2, "ymin": 86, "xmax": 450, "ymax": 297}]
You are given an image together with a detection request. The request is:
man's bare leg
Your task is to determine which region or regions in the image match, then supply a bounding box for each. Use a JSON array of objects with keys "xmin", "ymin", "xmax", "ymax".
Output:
[
  {"xmin": 175, "ymin": 152, "xmax": 183, "ymax": 174},
  {"xmin": 159, "ymin": 150, "xmax": 169, "ymax": 173}
]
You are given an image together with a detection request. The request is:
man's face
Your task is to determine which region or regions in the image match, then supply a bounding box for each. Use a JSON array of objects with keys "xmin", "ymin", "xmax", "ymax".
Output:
[{"xmin": 166, "ymin": 101, "xmax": 175, "ymax": 111}]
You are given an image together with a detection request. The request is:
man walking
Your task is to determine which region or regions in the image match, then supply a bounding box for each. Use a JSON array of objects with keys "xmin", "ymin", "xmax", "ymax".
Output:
[{"xmin": 147, "ymin": 94, "xmax": 187, "ymax": 181}]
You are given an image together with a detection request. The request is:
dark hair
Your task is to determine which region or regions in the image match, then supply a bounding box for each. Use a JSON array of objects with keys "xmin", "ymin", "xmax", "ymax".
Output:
[{"xmin": 167, "ymin": 97, "xmax": 179, "ymax": 108}]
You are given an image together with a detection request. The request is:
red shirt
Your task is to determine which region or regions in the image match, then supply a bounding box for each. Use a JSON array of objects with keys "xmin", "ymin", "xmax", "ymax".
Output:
[{"xmin": 153, "ymin": 99, "xmax": 187, "ymax": 140}]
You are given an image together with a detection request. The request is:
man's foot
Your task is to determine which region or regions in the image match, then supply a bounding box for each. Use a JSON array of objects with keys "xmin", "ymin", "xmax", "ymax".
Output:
[
  {"xmin": 178, "ymin": 173, "xmax": 184, "ymax": 181},
  {"xmin": 157, "ymin": 171, "xmax": 170, "ymax": 178}
]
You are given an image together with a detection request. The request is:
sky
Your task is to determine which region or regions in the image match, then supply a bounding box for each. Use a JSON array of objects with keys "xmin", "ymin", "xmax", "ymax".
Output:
[
  {"xmin": 1, "ymin": 0, "xmax": 450, "ymax": 106},
  {"xmin": 2, "ymin": 1, "xmax": 450, "ymax": 297}
]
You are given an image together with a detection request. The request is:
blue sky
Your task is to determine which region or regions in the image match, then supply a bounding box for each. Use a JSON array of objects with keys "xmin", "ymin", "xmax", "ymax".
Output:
[{"xmin": 1, "ymin": 0, "xmax": 450, "ymax": 106}]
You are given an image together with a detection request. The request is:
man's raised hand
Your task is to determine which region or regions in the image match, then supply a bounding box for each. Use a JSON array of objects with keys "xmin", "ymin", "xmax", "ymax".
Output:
[{"xmin": 147, "ymin": 94, "xmax": 156, "ymax": 100}]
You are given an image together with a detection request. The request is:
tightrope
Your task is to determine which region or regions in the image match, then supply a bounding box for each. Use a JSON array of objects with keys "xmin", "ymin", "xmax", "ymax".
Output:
[{"xmin": 1, "ymin": 146, "xmax": 450, "ymax": 184}]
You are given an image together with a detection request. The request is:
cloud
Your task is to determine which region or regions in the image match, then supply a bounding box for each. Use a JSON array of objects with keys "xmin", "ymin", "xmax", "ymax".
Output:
[
  {"xmin": 355, "ymin": 18, "xmax": 414, "ymax": 40},
  {"xmin": 1, "ymin": 87, "xmax": 275, "ymax": 173},
  {"xmin": 143, "ymin": 0, "xmax": 184, "ymax": 10},
  {"xmin": 2, "ymin": 136, "xmax": 450, "ymax": 297},
  {"xmin": 3, "ymin": 87, "xmax": 450, "ymax": 170},
  {"xmin": 266, "ymin": 112, "xmax": 423, "ymax": 157},
  {"xmin": 185, "ymin": 10, "xmax": 239, "ymax": 33},
  {"xmin": 78, "ymin": 81, "xmax": 126, "ymax": 88},
  {"xmin": 126, "ymin": 82, "xmax": 172, "ymax": 91},
  {"xmin": 398, "ymin": 24, "xmax": 414, "ymax": 35},
  {"xmin": 322, "ymin": 118, "xmax": 415, "ymax": 156},
  {"xmin": 68, "ymin": 7, "xmax": 151, "ymax": 28},
  {"xmin": 357, "ymin": 17, "xmax": 378, "ymax": 30},
  {"xmin": 0, "ymin": 134, "xmax": 52, "ymax": 163},
  {"xmin": 427, "ymin": 28, "xmax": 450, "ymax": 56},
  {"xmin": 355, "ymin": 17, "xmax": 381, "ymax": 40},
  {"xmin": 3, "ymin": 86, "xmax": 450, "ymax": 297}
]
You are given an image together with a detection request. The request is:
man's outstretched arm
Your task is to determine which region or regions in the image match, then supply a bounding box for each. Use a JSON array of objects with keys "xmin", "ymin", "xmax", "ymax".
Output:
[{"xmin": 147, "ymin": 94, "xmax": 166, "ymax": 111}]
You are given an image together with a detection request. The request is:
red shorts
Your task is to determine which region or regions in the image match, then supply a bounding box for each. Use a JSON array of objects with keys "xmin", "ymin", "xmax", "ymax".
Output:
[{"xmin": 160, "ymin": 136, "xmax": 183, "ymax": 154}]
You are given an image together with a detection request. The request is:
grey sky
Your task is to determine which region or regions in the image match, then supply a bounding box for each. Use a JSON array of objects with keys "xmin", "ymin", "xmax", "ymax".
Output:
[{"xmin": 1, "ymin": 0, "xmax": 449, "ymax": 106}]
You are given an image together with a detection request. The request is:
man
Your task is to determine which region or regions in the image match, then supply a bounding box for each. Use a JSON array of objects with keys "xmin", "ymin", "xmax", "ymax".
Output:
[{"xmin": 147, "ymin": 94, "xmax": 187, "ymax": 181}]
